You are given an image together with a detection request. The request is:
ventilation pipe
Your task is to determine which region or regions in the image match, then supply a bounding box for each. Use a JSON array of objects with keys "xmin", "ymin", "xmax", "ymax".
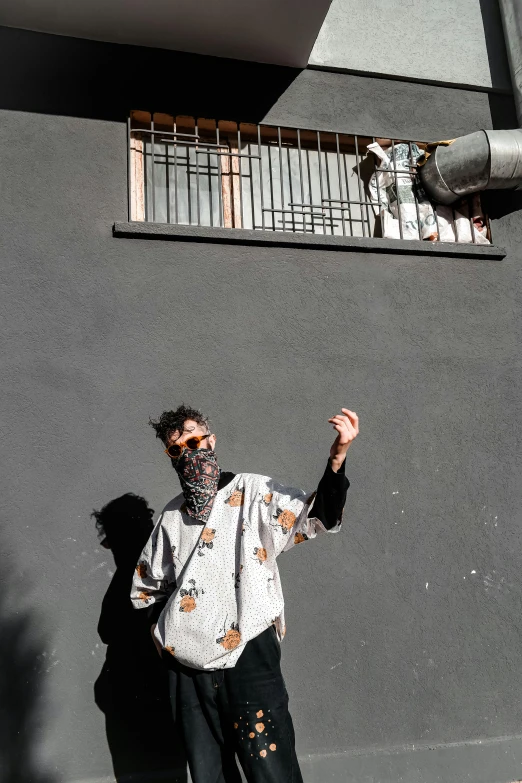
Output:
[
  {"xmin": 499, "ymin": 0, "xmax": 522, "ymax": 126},
  {"xmin": 419, "ymin": 0, "xmax": 522, "ymax": 205}
]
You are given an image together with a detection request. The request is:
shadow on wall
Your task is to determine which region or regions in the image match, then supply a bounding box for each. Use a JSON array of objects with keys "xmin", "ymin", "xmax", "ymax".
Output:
[
  {"xmin": 0, "ymin": 26, "xmax": 301, "ymax": 124},
  {"xmin": 0, "ymin": 540, "xmax": 57, "ymax": 783},
  {"xmin": 482, "ymin": 189, "xmax": 522, "ymax": 221},
  {"xmin": 478, "ymin": 0, "xmax": 519, "ymax": 130},
  {"xmin": 478, "ymin": 0, "xmax": 512, "ymax": 92},
  {"xmin": 92, "ymin": 493, "xmax": 187, "ymax": 783}
]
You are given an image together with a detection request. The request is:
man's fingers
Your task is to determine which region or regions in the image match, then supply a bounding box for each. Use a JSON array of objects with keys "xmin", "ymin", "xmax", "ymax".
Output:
[
  {"xmin": 341, "ymin": 408, "xmax": 359, "ymax": 434},
  {"xmin": 329, "ymin": 411, "xmax": 358, "ymax": 442},
  {"xmin": 329, "ymin": 417, "xmax": 349, "ymax": 433},
  {"xmin": 329, "ymin": 417, "xmax": 356, "ymax": 441},
  {"xmin": 330, "ymin": 415, "xmax": 350, "ymax": 425},
  {"xmin": 330, "ymin": 414, "xmax": 352, "ymax": 429}
]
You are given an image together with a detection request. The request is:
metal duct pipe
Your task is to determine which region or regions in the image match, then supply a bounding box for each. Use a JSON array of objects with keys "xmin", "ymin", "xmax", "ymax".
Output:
[
  {"xmin": 499, "ymin": 0, "xmax": 522, "ymax": 127},
  {"xmin": 419, "ymin": 129, "xmax": 522, "ymax": 204},
  {"xmin": 419, "ymin": 0, "xmax": 522, "ymax": 205}
]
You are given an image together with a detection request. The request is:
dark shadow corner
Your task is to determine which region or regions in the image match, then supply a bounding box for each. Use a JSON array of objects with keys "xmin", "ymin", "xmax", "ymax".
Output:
[
  {"xmin": 0, "ymin": 25, "xmax": 302, "ymax": 124},
  {"xmin": 487, "ymin": 92, "xmax": 518, "ymax": 130},
  {"xmin": 482, "ymin": 188, "xmax": 522, "ymax": 221},
  {"xmin": 92, "ymin": 493, "xmax": 187, "ymax": 783},
  {"xmin": 478, "ymin": 0, "xmax": 511, "ymax": 88},
  {"xmin": 0, "ymin": 537, "xmax": 58, "ymax": 783},
  {"xmin": 476, "ymin": 0, "xmax": 518, "ymax": 130}
]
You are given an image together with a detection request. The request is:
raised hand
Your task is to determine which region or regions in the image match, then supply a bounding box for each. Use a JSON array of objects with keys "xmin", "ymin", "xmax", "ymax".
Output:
[{"xmin": 328, "ymin": 408, "xmax": 359, "ymax": 472}]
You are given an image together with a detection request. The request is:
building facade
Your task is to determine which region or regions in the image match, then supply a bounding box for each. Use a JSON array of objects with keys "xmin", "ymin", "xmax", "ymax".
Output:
[{"xmin": 1, "ymin": 2, "xmax": 522, "ymax": 782}]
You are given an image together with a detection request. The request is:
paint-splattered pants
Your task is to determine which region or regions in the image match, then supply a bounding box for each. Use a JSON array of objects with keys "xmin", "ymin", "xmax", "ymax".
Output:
[{"xmin": 165, "ymin": 626, "xmax": 303, "ymax": 783}]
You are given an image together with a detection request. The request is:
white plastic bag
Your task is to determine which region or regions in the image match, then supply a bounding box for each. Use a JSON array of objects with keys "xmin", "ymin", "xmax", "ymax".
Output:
[{"xmin": 367, "ymin": 142, "xmax": 489, "ymax": 244}]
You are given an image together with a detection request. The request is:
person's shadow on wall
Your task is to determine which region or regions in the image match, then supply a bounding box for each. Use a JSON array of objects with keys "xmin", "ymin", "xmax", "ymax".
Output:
[{"xmin": 92, "ymin": 493, "xmax": 187, "ymax": 783}]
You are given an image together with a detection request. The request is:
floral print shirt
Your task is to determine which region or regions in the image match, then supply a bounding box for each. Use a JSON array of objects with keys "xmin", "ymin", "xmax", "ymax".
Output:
[{"xmin": 131, "ymin": 465, "xmax": 348, "ymax": 670}]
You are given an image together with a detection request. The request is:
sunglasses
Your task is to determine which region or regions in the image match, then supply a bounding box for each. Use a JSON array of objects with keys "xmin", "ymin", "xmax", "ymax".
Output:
[{"xmin": 164, "ymin": 433, "xmax": 212, "ymax": 459}]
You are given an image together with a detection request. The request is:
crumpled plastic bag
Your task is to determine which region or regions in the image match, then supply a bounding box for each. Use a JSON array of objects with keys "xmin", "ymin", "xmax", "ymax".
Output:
[{"xmin": 367, "ymin": 141, "xmax": 489, "ymax": 244}]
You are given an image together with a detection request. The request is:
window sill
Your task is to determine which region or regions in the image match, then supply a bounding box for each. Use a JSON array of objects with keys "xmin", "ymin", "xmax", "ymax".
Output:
[{"xmin": 113, "ymin": 222, "xmax": 506, "ymax": 260}]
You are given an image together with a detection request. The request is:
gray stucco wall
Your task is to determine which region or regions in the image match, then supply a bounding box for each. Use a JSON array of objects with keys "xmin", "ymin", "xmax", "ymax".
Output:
[
  {"xmin": 1, "ymin": 27, "xmax": 522, "ymax": 783},
  {"xmin": 309, "ymin": 0, "xmax": 512, "ymax": 91}
]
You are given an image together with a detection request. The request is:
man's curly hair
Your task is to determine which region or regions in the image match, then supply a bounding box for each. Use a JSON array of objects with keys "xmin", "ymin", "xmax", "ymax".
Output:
[{"xmin": 149, "ymin": 404, "xmax": 210, "ymax": 444}]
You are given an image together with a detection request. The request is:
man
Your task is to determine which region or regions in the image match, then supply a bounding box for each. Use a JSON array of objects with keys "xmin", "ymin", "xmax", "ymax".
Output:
[{"xmin": 131, "ymin": 404, "xmax": 359, "ymax": 783}]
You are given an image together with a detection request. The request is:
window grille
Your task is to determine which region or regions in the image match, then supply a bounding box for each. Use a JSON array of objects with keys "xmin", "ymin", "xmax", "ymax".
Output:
[{"xmin": 128, "ymin": 111, "xmax": 490, "ymax": 245}]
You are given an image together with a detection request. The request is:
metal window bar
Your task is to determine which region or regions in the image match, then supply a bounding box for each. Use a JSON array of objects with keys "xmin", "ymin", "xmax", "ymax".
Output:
[
  {"xmin": 296, "ymin": 129, "xmax": 306, "ymax": 232},
  {"xmin": 469, "ymin": 195, "xmax": 476, "ymax": 244},
  {"xmin": 371, "ymin": 136, "xmax": 382, "ymax": 238},
  {"xmin": 127, "ymin": 117, "xmax": 132, "ymax": 221},
  {"xmin": 194, "ymin": 120, "xmax": 201, "ymax": 226},
  {"xmin": 128, "ymin": 111, "xmax": 489, "ymax": 245},
  {"xmin": 237, "ymin": 125, "xmax": 244, "ymax": 230},
  {"xmin": 257, "ymin": 125, "xmax": 266, "ymax": 231},
  {"xmin": 277, "ymin": 127, "xmax": 286, "ymax": 232},
  {"xmin": 316, "ymin": 131, "xmax": 327, "ymax": 234},
  {"xmin": 305, "ymin": 147, "xmax": 314, "ymax": 234},
  {"xmin": 248, "ymin": 141, "xmax": 256, "ymax": 232},
  {"xmin": 215, "ymin": 124, "xmax": 223, "ymax": 227},
  {"xmin": 287, "ymin": 146, "xmax": 295, "ymax": 232},
  {"xmin": 354, "ymin": 135, "xmax": 366, "ymax": 238},
  {"xmin": 390, "ymin": 139, "xmax": 402, "ymax": 240},
  {"xmin": 324, "ymin": 147, "xmax": 333, "ymax": 234},
  {"xmin": 150, "ymin": 115, "xmax": 155, "ymax": 223},
  {"xmin": 335, "ymin": 133, "xmax": 347, "ymax": 237},
  {"xmin": 173, "ymin": 117, "xmax": 178, "ymax": 225},
  {"xmin": 342, "ymin": 138, "xmax": 355, "ymax": 237},
  {"xmin": 408, "ymin": 141, "xmax": 422, "ymax": 241},
  {"xmin": 268, "ymin": 142, "xmax": 275, "ymax": 231},
  {"xmin": 164, "ymin": 122, "xmax": 171, "ymax": 225},
  {"xmin": 207, "ymin": 129, "xmax": 210, "ymax": 226},
  {"xmin": 433, "ymin": 204, "xmax": 441, "ymax": 242}
]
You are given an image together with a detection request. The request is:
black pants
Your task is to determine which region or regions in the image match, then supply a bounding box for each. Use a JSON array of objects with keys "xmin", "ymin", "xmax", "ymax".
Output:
[{"xmin": 165, "ymin": 626, "xmax": 303, "ymax": 783}]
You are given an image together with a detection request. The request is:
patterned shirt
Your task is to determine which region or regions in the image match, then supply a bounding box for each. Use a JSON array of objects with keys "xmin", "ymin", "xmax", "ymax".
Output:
[{"xmin": 131, "ymin": 466, "xmax": 348, "ymax": 670}]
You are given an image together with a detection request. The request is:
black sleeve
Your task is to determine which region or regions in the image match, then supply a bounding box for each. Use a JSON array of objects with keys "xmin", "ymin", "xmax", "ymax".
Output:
[{"xmin": 309, "ymin": 459, "xmax": 350, "ymax": 530}]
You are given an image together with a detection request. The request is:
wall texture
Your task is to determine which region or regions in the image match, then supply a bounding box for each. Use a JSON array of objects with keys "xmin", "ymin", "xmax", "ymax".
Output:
[
  {"xmin": 1, "ymin": 26, "xmax": 522, "ymax": 783},
  {"xmin": 309, "ymin": 0, "xmax": 512, "ymax": 91}
]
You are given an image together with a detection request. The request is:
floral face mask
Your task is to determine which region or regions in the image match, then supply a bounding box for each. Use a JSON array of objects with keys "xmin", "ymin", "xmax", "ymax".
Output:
[{"xmin": 173, "ymin": 448, "xmax": 220, "ymax": 523}]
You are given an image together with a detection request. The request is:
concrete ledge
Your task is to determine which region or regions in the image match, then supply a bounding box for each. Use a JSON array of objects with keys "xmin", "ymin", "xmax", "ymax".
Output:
[{"xmin": 113, "ymin": 222, "xmax": 506, "ymax": 260}]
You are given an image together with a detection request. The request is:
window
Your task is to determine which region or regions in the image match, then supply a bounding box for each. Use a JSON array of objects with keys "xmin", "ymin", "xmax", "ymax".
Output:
[{"xmin": 128, "ymin": 111, "xmax": 490, "ymax": 245}]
